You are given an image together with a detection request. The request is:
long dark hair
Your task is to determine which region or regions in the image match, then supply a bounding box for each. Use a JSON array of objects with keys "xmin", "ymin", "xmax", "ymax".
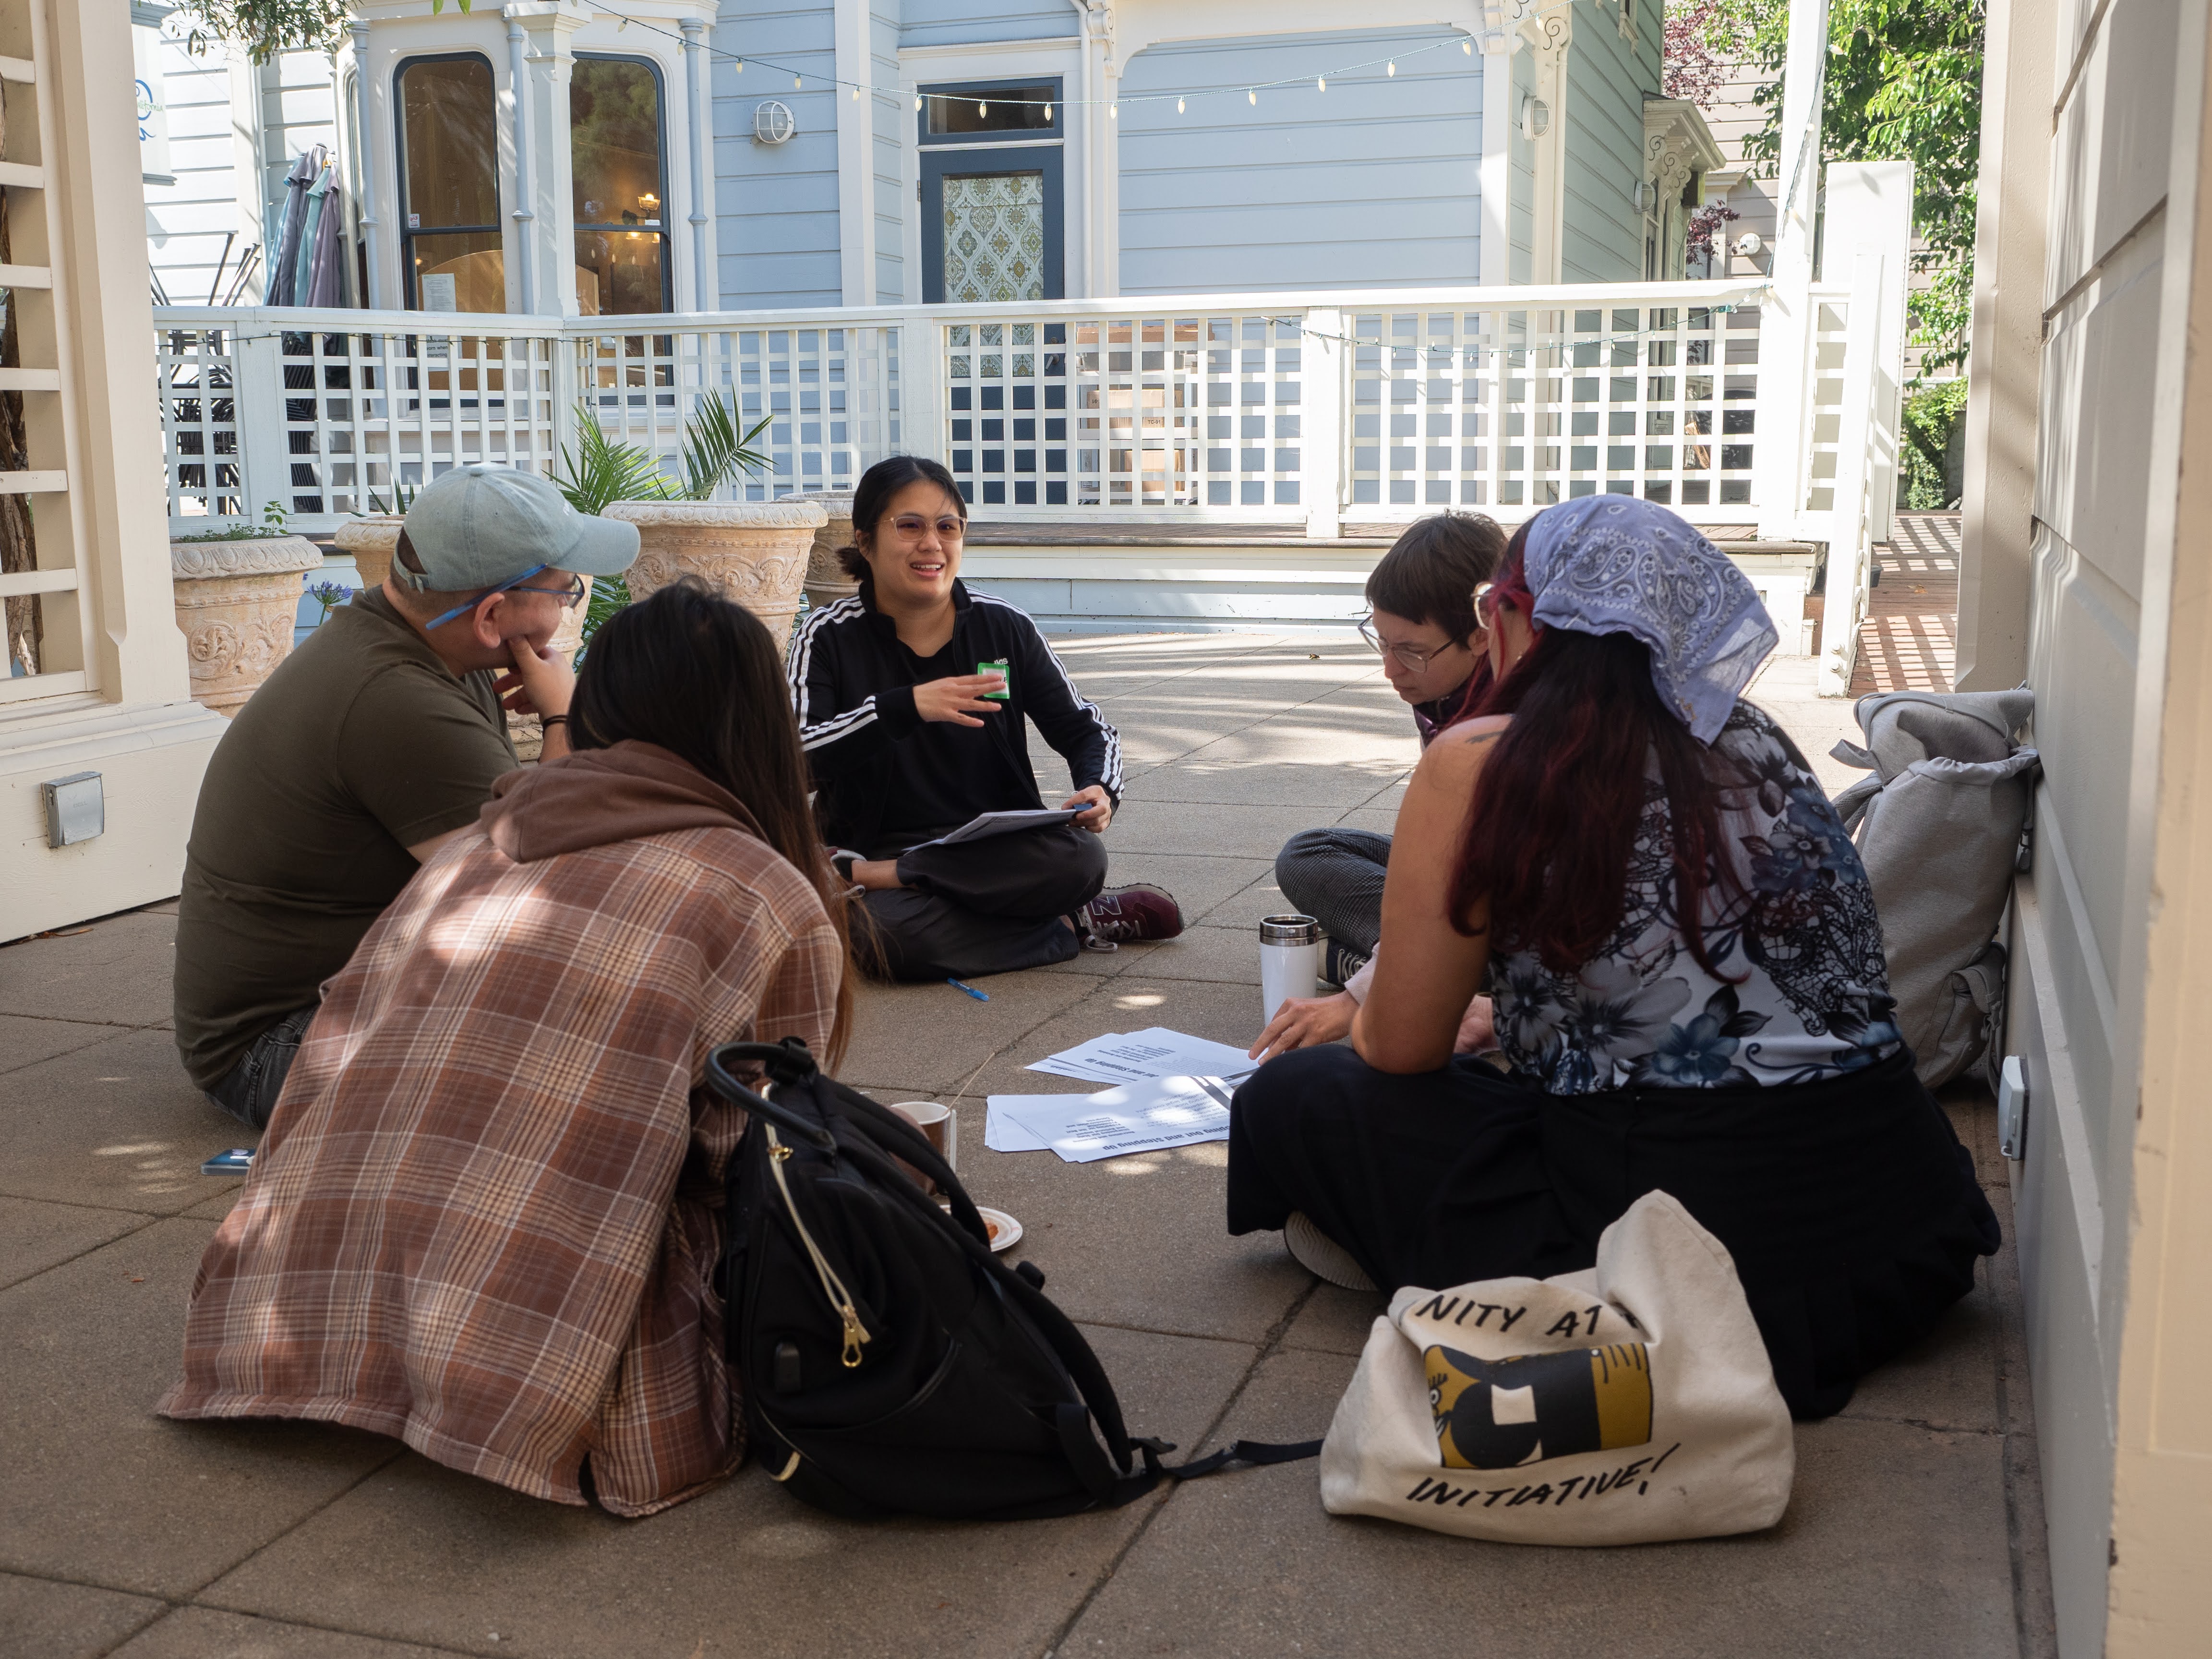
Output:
[
  {"xmin": 1450, "ymin": 526, "xmax": 1743, "ymax": 978},
  {"xmin": 570, "ymin": 577, "xmax": 855, "ymax": 1065},
  {"xmin": 835, "ymin": 455, "xmax": 967, "ymax": 579}
]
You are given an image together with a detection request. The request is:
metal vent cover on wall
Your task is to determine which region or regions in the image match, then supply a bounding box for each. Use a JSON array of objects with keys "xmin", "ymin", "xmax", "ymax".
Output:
[{"xmin": 753, "ymin": 100, "xmax": 796, "ymax": 145}]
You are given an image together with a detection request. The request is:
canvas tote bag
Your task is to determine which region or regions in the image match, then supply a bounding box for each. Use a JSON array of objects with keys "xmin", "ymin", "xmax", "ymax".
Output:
[{"xmin": 1319, "ymin": 1190, "xmax": 1793, "ymax": 1544}]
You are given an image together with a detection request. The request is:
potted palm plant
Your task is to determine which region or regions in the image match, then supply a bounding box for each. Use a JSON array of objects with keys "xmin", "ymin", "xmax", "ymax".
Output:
[{"xmin": 581, "ymin": 394, "xmax": 826, "ymax": 656}]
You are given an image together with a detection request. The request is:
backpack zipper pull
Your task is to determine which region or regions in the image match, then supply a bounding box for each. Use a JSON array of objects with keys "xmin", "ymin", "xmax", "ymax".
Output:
[{"xmin": 764, "ymin": 1120, "xmax": 873, "ymax": 1369}]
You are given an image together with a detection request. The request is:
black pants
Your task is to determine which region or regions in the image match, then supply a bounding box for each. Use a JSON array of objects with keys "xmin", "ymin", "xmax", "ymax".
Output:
[
  {"xmin": 858, "ymin": 823, "xmax": 1108, "ymax": 981},
  {"xmin": 204, "ymin": 1003, "xmax": 318, "ymax": 1130},
  {"xmin": 1274, "ymin": 828, "xmax": 1391, "ymax": 958},
  {"xmin": 1228, "ymin": 1044, "xmax": 1999, "ymax": 1419}
]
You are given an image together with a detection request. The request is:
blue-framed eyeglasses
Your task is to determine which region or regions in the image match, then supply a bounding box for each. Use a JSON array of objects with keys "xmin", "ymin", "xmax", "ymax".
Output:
[{"xmin": 424, "ymin": 564, "xmax": 587, "ymax": 630}]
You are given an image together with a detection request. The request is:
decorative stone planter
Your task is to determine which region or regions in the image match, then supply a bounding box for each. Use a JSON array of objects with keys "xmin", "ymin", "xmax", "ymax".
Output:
[
  {"xmin": 789, "ymin": 490, "xmax": 859, "ymax": 611},
  {"xmin": 170, "ymin": 535, "xmax": 325, "ymax": 716},
  {"xmin": 601, "ymin": 499, "xmax": 827, "ymax": 655},
  {"xmin": 332, "ymin": 514, "xmax": 403, "ymax": 591}
]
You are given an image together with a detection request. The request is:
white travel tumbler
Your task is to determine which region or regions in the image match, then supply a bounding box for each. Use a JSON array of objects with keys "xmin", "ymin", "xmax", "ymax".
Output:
[{"xmin": 1259, "ymin": 914, "xmax": 1322, "ymax": 1028}]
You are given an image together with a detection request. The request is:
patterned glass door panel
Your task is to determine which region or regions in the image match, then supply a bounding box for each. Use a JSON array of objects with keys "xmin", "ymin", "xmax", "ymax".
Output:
[{"xmin": 942, "ymin": 174, "xmax": 1046, "ymax": 305}]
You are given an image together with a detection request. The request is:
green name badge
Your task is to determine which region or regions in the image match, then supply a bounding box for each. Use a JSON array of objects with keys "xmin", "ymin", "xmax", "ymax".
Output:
[{"xmin": 978, "ymin": 657, "xmax": 1011, "ymax": 700}]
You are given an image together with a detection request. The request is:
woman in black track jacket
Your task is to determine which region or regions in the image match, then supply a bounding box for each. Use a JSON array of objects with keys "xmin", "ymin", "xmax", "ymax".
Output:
[{"xmin": 787, "ymin": 457, "xmax": 1185, "ymax": 980}]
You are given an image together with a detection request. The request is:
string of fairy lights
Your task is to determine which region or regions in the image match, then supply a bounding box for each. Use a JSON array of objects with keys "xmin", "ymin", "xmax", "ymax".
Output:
[{"xmin": 596, "ymin": 1, "xmax": 1490, "ymax": 117}]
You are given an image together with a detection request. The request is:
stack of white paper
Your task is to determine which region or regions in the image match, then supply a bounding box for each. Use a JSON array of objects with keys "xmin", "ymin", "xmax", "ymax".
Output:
[
  {"xmin": 1026, "ymin": 1026, "xmax": 1258, "ymax": 1088},
  {"xmin": 988, "ymin": 1075, "xmax": 1237, "ymax": 1163}
]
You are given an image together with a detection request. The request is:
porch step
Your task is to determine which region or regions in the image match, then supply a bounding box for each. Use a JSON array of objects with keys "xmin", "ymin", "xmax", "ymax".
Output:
[{"xmin": 960, "ymin": 521, "xmax": 1823, "ymax": 649}]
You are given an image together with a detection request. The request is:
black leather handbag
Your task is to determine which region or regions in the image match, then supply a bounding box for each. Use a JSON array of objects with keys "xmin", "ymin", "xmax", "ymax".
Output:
[{"xmin": 708, "ymin": 1037, "xmax": 1313, "ymax": 1520}]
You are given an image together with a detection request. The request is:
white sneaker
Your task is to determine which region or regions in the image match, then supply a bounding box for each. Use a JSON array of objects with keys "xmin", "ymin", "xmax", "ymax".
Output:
[{"xmin": 1284, "ymin": 1211, "xmax": 1377, "ymax": 1292}]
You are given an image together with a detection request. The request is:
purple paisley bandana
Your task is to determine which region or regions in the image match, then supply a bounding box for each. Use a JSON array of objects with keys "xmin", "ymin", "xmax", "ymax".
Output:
[{"xmin": 1521, "ymin": 495, "xmax": 1778, "ymax": 744}]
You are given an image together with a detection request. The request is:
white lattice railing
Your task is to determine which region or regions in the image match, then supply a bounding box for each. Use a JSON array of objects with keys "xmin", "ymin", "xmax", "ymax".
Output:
[
  {"xmin": 150, "ymin": 277, "xmax": 1891, "ymax": 683},
  {"xmin": 152, "ymin": 276, "xmax": 1889, "ymax": 538}
]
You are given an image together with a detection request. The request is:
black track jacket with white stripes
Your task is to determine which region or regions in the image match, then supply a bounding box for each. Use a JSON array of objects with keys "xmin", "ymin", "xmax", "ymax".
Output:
[{"xmin": 788, "ymin": 576, "xmax": 1123, "ymax": 854}]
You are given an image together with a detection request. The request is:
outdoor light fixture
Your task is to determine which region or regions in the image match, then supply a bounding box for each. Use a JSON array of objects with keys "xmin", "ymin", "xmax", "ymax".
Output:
[
  {"xmin": 1248, "ymin": 88, "xmax": 1256, "ymax": 104},
  {"xmin": 978, "ymin": 100, "xmax": 987, "ymax": 116},
  {"xmin": 914, "ymin": 93, "xmax": 923, "ymax": 109},
  {"xmin": 1520, "ymin": 95, "xmax": 1550, "ymax": 139},
  {"xmin": 754, "ymin": 100, "xmax": 797, "ymax": 144},
  {"xmin": 1043, "ymin": 101, "xmax": 1052, "ymax": 119},
  {"xmin": 1178, "ymin": 96, "xmax": 1186, "ymax": 112},
  {"xmin": 1317, "ymin": 76, "xmax": 1326, "ymax": 91}
]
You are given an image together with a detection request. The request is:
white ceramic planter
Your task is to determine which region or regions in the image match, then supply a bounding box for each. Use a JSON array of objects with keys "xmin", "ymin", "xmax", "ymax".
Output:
[
  {"xmin": 170, "ymin": 535, "xmax": 325, "ymax": 715},
  {"xmin": 601, "ymin": 498, "xmax": 827, "ymax": 655},
  {"xmin": 332, "ymin": 515, "xmax": 403, "ymax": 590},
  {"xmin": 789, "ymin": 490, "xmax": 859, "ymax": 611}
]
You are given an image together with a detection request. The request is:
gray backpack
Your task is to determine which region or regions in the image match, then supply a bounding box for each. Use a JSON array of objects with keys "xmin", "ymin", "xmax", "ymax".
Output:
[{"xmin": 1830, "ymin": 690, "xmax": 2039, "ymax": 1088}]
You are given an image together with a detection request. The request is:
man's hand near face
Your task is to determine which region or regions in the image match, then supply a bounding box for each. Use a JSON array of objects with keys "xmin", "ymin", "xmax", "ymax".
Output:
[{"xmin": 495, "ymin": 637, "xmax": 577, "ymax": 759}]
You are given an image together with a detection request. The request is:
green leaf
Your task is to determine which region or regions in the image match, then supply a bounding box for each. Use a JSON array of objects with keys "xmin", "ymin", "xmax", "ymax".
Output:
[
  {"xmin": 677, "ymin": 391, "xmax": 772, "ymax": 501},
  {"xmin": 555, "ymin": 402, "xmax": 678, "ymax": 516}
]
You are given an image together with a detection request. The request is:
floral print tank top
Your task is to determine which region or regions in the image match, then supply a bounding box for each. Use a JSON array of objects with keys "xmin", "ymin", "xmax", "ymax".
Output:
[{"xmin": 1488, "ymin": 700, "xmax": 1901, "ymax": 1093}]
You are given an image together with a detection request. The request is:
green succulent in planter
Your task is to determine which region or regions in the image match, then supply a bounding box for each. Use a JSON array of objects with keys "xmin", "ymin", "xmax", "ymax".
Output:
[{"xmin": 173, "ymin": 500, "xmax": 299, "ymax": 542}]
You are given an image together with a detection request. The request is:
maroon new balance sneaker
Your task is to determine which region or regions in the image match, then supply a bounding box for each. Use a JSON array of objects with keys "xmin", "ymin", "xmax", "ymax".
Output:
[{"xmin": 1078, "ymin": 884, "xmax": 1186, "ymax": 949}]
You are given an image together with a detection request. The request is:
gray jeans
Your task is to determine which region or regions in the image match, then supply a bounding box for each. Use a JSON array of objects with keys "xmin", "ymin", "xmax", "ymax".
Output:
[
  {"xmin": 204, "ymin": 1004, "xmax": 318, "ymax": 1130},
  {"xmin": 1274, "ymin": 827, "xmax": 1392, "ymax": 959}
]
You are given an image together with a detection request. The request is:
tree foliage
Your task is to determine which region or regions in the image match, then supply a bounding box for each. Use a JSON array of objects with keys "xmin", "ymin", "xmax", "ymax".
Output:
[
  {"xmin": 176, "ymin": 0, "xmax": 471, "ymax": 65},
  {"xmin": 1672, "ymin": 0, "xmax": 1984, "ymax": 373}
]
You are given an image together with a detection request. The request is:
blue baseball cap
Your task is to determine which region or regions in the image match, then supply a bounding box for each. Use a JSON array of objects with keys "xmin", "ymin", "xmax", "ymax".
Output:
[{"xmin": 397, "ymin": 465, "xmax": 638, "ymax": 593}]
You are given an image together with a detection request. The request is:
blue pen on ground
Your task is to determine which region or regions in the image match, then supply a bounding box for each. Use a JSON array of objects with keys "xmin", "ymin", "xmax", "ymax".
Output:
[{"xmin": 947, "ymin": 977, "xmax": 990, "ymax": 1000}]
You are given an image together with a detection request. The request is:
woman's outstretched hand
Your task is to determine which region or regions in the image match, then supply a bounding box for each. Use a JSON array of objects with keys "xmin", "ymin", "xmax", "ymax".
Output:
[
  {"xmin": 913, "ymin": 673, "xmax": 1007, "ymax": 727},
  {"xmin": 1249, "ymin": 991, "xmax": 1358, "ymax": 1063}
]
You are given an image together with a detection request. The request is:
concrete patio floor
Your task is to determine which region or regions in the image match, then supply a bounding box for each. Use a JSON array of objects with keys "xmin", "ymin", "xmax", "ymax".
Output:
[{"xmin": 0, "ymin": 633, "xmax": 2054, "ymax": 1659}]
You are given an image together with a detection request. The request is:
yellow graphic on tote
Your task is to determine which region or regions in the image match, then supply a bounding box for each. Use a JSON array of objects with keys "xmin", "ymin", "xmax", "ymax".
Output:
[{"xmin": 1425, "ymin": 1342, "xmax": 1654, "ymax": 1469}]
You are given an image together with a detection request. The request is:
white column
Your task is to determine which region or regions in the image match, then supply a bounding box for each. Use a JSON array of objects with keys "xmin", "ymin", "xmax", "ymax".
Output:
[
  {"xmin": 1953, "ymin": 0, "xmax": 2053, "ymax": 691},
  {"xmin": 1752, "ymin": 0, "xmax": 1829, "ymax": 541},
  {"xmin": 346, "ymin": 21, "xmax": 385, "ymax": 308},
  {"xmin": 1822, "ymin": 160, "xmax": 1913, "ymax": 544},
  {"xmin": 504, "ymin": 8, "xmax": 536, "ymax": 314},
  {"xmin": 1098, "ymin": 56, "xmax": 1121, "ymax": 296},
  {"xmin": 1520, "ymin": 12, "xmax": 1571, "ymax": 284},
  {"xmin": 519, "ymin": 8, "xmax": 584, "ymax": 316},
  {"xmin": 1479, "ymin": 32, "xmax": 1512, "ymax": 286},
  {"xmin": 834, "ymin": 0, "xmax": 875, "ymax": 306},
  {"xmin": 1303, "ymin": 305, "xmax": 1346, "ymax": 538},
  {"xmin": 682, "ymin": 18, "xmax": 712, "ymax": 311},
  {"xmin": 0, "ymin": 0, "xmax": 228, "ymax": 939}
]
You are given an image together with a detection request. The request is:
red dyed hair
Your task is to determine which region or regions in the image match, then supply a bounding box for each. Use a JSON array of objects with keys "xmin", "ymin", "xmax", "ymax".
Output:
[{"xmin": 1449, "ymin": 526, "xmax": 1744, "ymax": 977}]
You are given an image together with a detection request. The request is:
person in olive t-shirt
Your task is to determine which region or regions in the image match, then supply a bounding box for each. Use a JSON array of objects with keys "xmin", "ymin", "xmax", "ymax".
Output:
[{"xmin": 174, "ymin": 466, "xmax": 640, "ymax": 1128}]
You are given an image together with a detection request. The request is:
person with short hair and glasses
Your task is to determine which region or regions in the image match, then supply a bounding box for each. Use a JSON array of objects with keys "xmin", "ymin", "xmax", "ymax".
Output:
[
  {"xmin": 172, "ymin": 465, "xmax": 639, "ymax": 1129},
  {"xmin": 1255, "ymin": 513, "xmax": 1506, "ymax": 1059}
]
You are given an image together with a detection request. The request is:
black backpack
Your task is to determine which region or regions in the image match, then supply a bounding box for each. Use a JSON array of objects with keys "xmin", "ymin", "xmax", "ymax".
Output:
[{"xmin": 707, "ymin": 1038, "xmax": 1314, "ymax": 1520}]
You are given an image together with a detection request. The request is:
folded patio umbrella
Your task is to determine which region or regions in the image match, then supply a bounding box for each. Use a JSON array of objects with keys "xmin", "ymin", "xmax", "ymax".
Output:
[
  {"xmin": 268, "ymin": 146, "xmax": 323, "ymax": 308},
  {"xmin": 295, "ymin": 165, "xmax": 337, "ymax": 306},
  {"xmin": 304, "ymin": 177, "xmax": 348, "ymax": 308}
]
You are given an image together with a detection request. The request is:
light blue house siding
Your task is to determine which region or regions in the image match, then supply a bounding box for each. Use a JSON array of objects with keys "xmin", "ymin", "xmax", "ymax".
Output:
[
  {"xmin": 713, "ymin": 0, "xmax": 842, "ymax": 306},
  {"xmin": 872, "ymin": 2, "xmax": 906, "ymax": 301},
  {"xmin": 899, "ymin": 0, "xmax": 1080, "ymax": 48},
  {"xmin": 1560, "ymin": 0, "xmax": 1660, "ymax": 281},
  {"xmin": 1117, "ymin": 26, "xmax": 1480, "ymax": 295}
]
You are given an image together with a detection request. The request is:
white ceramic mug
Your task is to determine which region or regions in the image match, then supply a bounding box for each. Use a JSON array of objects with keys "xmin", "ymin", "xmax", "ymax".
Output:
[
  {"xmin": 1260, "ymin": 914, "xmax": 1323, "ymax": 1026},
  {"xmin": 889, "ymin": 1100, "xmax": 958, "ymax": 1172}
]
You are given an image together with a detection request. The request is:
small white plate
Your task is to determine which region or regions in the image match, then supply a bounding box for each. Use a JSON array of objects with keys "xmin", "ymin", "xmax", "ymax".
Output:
[{"xmin": 975, "ymin": 1205, "xmax": 1023, "ymax": 1252}]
